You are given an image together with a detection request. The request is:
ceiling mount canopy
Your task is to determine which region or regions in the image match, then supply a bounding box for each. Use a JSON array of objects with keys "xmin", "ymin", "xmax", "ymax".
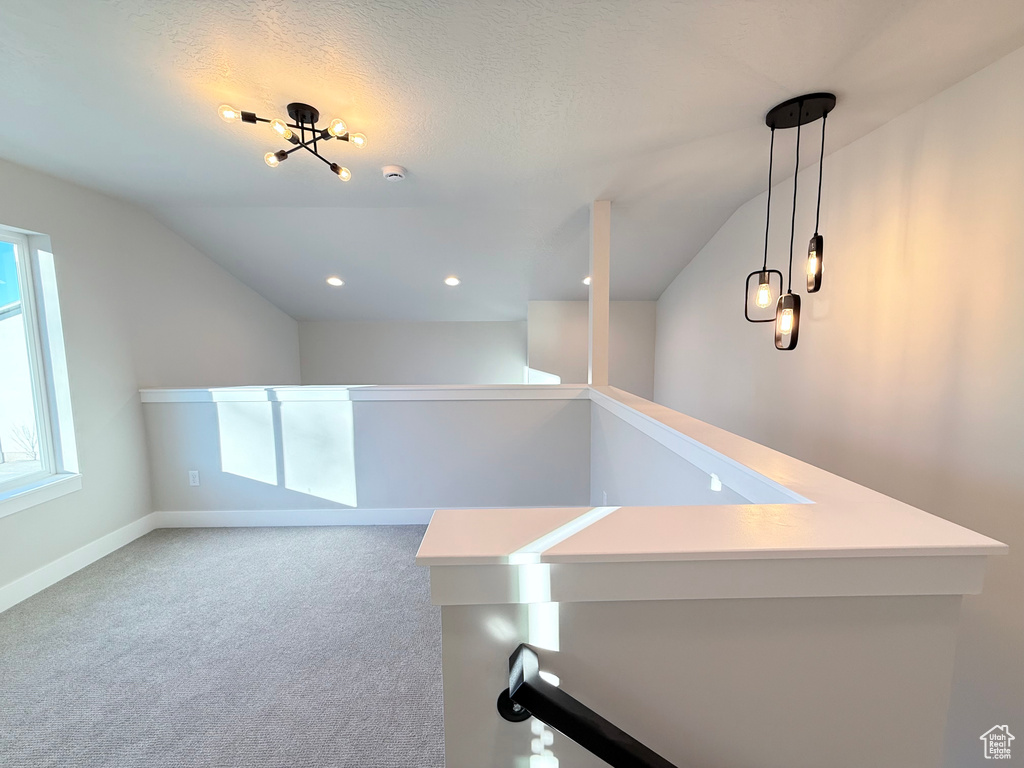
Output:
[
  {"xmin": 286, "ymin": 102, "xmax": 320, "ymax": 125},
  {"xmin": 765, "ymin": 93, "xmax": 836, "ymax": 130},
  {"xmin": 218, "ymin": 101, "xmax": 367, "ymax": 181}
]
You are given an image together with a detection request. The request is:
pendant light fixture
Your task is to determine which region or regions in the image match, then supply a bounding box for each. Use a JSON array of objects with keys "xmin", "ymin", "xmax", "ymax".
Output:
[
  {"xmin": 745, "ymin": 126, "xmax": 783, "ymax": 322},
  {"xmin": 749, "ymin": 92, "xmax": 835, "ymax": 351},
  {"xmin": 218, "ymin": 102, "xmax": 366, "ymax": 180}
]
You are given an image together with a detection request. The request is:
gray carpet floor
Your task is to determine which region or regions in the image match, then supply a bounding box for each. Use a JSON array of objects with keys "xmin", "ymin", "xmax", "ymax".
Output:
[{"xmin": 0, "ymin": 527, "xmax": 444, "ymax": 767}]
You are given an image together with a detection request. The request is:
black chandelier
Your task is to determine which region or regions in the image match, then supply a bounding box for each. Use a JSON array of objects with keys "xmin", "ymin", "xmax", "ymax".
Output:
[
  {"xmin": 744, "ymin": 92, "xmax": 835, "ymax": 350},
  {"xmin": 218, "ymin": 102, "xmax": 366, "ymax": 181}
]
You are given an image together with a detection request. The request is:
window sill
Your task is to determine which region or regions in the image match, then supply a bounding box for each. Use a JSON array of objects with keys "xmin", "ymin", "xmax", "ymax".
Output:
[{"xmin": 0, "ymin": 473, "xmax": 82, "ymax": 521}]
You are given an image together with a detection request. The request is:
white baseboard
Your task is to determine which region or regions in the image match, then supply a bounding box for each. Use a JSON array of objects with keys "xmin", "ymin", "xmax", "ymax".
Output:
[
  {"xmin": 0, "ymin": 512, "xmax": 159, "ymax": 614},
  {"xmin": 154, "ymin": 508, "xmax": 435, "ymax": 527},
  {"xmin": 0, "ymin": 508, "xmax": 433, "ymax": 616}
]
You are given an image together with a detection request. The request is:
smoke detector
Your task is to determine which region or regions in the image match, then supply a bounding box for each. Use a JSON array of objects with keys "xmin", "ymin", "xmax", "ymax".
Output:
[{"xmin": 382, "ymin": 165, "xmax": 407, "ymax": 181}]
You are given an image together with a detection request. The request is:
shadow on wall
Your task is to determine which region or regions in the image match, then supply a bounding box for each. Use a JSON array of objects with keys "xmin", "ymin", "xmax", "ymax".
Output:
[{"xmin": 216, "ymin": 393, "xmax": 357, "ymax": 507}]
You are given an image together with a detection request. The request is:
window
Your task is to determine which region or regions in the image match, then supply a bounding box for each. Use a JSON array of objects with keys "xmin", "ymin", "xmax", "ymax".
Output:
[
  {"xmin": 1, "ymin": 234, "xmax": 49, "ymax": 486},
  {"xmin": 0, "ymin": 227, "xmax": 78, "ymax": 518}
]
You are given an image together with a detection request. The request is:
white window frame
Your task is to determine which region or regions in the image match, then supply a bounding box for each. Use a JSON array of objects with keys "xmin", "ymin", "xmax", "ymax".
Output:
[{"xmin": 0, "ymin": 226, "xmax": 80, "ymax": 519}]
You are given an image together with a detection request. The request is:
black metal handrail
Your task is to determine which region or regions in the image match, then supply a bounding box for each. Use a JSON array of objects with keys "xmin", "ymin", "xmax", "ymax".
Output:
[{"xmin": 497, "ymin": 644, "xmax": 679, "ymax": 768}]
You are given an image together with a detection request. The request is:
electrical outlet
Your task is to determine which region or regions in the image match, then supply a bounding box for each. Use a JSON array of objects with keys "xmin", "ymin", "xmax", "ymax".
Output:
[{"xmin": 188, "ymin": 470, "xmax": 200, "ymax": 487}]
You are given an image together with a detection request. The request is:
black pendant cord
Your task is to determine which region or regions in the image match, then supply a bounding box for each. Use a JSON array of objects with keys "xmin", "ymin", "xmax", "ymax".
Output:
[
  {"xmin": 787, "ymin": 113, "xmax": 802, "ymax": 293},
  {"xmin": 814, "ymin": 113, "xmax": 827, "ymax": 235},
  {"xmin": 762, "ymin": 127, "xmax": 775, "ymax": 271}
]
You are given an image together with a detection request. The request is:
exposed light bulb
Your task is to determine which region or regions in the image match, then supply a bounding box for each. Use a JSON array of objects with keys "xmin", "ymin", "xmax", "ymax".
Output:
[
  {"xmin": 806, "ymin": 234, "xmax": 824, "ymax": 292},
  {"xmin": 582, "ymin": 276, "xmax": 592, "ymax": 286},
  {"xmin": 219, "ymin": 104, "xmax": 240, "ymax": 122},
  {"xmin": 265, "ymin": 150, "xmax": 287, "ymax": 167},
  {"xmin": 327, "ymin": 118, "xmax": 348, "ymax": 137},
  {"xmin": 330, "ymin": 163, "xmax": 352, "ymax": 181},
  {"xmin": 270, "ymin": 118, "xmax": 293, "ymax": 140},
  {"xmin": 326, "ymin": 276, "xmax": 344, "ymax": 287},
  {"xmin": 774, "ymin": 292, "xmax": 801, "ymax": 350},
  {"xmin": 755, "ymin": 279, "xmax": 772, "ymax": 308},
  {"xmin": 779, "ymin": 307, "xmax": 794, "ymax": 335},
  {"xmin": 444, "ymin": 276, "xmax": 461, "ymax": 286},
  {"xmin": 349, "ymin": 132, "xmax": 367, "ymax": 149}
]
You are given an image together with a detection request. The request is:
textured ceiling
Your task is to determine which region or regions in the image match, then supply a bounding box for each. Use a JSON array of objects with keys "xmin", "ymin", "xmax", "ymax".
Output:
[{"xmin": 3, "ymin": 0, "xmax": 1024, "ymax": 320}]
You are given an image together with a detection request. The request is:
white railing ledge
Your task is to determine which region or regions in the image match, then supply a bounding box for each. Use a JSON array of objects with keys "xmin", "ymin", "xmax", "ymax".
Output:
[{"xmin": 139, "ymin": 384, "xmax": 591, "ymax": 403}]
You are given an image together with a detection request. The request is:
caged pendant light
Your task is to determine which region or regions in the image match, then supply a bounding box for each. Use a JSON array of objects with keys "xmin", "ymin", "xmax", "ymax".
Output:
[
  {"xmin": 744, "ymin": 126, "xmax": 784, "ymax": 322},
  {"xmin": 746, "ymin": 92, "xmax": 835, "ymax": 350}
]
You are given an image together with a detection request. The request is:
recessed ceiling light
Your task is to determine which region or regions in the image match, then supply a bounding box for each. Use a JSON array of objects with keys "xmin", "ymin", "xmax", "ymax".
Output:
[
  {"xmin": 582, "ymin": 276, "xmax": 592, "ymax": 286},
  {"xmin": 444, "ymin": 276, "xmax": 461, "ymax": 286},
  {"xmin": 326, "ymin": 276, "xmax": 344, "ymax": 287}
]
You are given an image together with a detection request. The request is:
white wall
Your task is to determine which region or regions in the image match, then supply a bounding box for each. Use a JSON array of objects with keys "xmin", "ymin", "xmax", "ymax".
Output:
[
  {"xmin": 527, "ymin": 301, "xmax": 657, "ymax": 398},
  {"xmin": 609, "ymin": 302, "xmax": 657, "ymax": 400},
  {"xmin": 0, "ymin": 158, "xmax": 300, "ymax": 590},
  {"xmin": 299, "ymin": 321, "xmax": 526, "ymax": 385},
  {"xmin": 145, "ymin": 392, "xmax": 822, "ymax": 515},
  {"xmin": 590, "ymin": 404, "xmax": 749, "ymax": 507},
  {"xmin": 527, "ymin": 301, "xmax": 588, "ymax": 383},
  {"xmin": 654, "ymin": 46, "xmax": 1024, "ymax": 768},
  {"xmin": 144, "ymin": 398, "xmax": 591, "ymax": 512}
]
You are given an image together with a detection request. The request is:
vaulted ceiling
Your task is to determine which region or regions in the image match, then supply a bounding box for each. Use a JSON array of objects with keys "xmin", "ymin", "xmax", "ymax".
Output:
[{"xmin": 3, "ymin": 0, "xmax": 1024, "ymax": 320}]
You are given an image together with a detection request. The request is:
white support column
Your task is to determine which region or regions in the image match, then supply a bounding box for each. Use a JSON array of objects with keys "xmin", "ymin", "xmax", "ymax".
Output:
[{"xmin": 588, "ymin": 200, "xmax": 611, "ymax": 386}]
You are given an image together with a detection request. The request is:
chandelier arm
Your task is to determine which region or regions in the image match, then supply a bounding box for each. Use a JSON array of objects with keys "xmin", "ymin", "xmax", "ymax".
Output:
[
  {"xmin": 292, "ymin": 144, "xmax": 336, "ymax": 167},
  {"xmin": 284, "ymin": 133, "xmax": 335, "ymax": 156}
]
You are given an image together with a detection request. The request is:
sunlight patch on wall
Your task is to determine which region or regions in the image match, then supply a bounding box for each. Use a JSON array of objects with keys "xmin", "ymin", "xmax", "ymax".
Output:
[
  {"xmin": 516, "ymin": 562, "xmax": 559, "ymax": 651},
  {"xmin": 280, "ymin": 401, "xmax": 357, "ymax": 507},
  {"xmin": 525, "ymin": 367, "xmax": 561, "ymax": 384},
  {"xmin": 217, "ymin": 401, "xmax": 278, "ymax": 485}
]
